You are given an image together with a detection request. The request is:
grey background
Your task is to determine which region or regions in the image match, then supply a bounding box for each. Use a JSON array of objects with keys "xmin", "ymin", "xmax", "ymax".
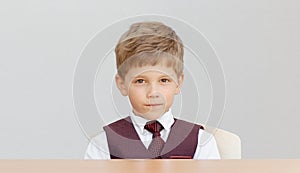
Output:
[{"xmin": 0, "ymin": 0, "xmax": 299, "ymax": 159}]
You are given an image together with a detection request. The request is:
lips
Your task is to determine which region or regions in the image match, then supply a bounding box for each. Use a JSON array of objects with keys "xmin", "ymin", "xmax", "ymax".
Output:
[{"xmin": 145, "ymin": 104, "xmax": 163, "ymax": 106}]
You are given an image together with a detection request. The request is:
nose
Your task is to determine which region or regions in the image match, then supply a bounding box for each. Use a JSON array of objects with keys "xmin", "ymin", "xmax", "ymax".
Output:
[{"xmin": 147, "ymin": 83, "xmax": 160, "ymax": 98}]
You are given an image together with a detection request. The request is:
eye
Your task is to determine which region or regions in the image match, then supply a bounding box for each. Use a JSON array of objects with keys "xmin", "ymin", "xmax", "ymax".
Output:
[
  {"xmin": 160, "ymin": 78, "xmax": 170, "ymax": 83},
  {"xmin": 134, "ymin": 79, "xmax": 145, "ymax": 84}
]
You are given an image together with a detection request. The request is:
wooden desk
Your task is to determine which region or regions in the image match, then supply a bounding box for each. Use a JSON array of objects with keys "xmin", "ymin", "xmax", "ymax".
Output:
[{"xmin": 0, "ymin": 160, "xmax": 299, "ymax": 173}]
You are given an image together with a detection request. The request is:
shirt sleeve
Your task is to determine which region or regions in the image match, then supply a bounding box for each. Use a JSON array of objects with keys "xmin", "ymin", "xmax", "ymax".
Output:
[
  {"xmin": 193, "ymin": 129, "xmax": 221, "ymax": 159},
  {"xmin": 84, "ymin": 131, "xmax": 111, "ymax": 159}
]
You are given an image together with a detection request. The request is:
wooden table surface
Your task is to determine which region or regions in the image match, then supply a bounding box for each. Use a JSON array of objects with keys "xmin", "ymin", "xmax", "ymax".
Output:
[{"xmin": 0, "ymin": 160, "xmax": 299, "ymax": 173}]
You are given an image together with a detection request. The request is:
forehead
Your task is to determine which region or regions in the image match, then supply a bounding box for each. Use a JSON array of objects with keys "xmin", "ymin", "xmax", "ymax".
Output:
[{"xmin": 125, "ymin": 65, "xmax": 177, "ymax": 79}]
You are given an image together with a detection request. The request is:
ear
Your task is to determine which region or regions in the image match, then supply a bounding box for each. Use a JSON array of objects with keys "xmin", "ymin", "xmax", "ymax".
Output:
[
  {"xmin": 175, "ymin": 73, "xmax": 184, "ymax": 95},
  {"xmin": 115, "ymin": 74, "xmax": 128, "ymax": 96}
]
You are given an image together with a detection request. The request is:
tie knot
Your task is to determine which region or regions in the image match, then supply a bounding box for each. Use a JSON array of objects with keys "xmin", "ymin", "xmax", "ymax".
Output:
[{"xmin": 144, "ymin": 121, "xmax": 164, "ymax": 137}]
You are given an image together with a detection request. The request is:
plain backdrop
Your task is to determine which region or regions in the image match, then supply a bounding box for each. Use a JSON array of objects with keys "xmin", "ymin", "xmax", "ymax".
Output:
[{"xmin": 0, "ymin": 0, "xmax": 299, "ymax": 159}]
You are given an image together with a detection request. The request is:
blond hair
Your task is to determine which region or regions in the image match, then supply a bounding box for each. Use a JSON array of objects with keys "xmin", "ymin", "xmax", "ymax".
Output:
[{"xmin": 115, "ymin": 22, "xmax": 184, "ymax": 78}]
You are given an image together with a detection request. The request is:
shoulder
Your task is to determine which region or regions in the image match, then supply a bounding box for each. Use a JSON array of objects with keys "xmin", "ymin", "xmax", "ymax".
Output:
[
  {"xmin": 104, "ymin": 116, "xmax": 131, "ymax": 130},
  {"xmin": 174, "ymin": 118, "xmax": 204, "ymax": 130}
]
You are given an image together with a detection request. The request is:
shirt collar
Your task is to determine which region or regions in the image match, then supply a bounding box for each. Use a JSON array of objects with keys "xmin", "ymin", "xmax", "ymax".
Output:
[{"xmin": 129, "ymin": 109, "xmax": 175, "ymax": 133}]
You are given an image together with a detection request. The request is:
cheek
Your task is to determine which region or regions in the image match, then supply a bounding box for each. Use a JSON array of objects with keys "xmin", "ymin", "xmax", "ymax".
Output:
[
  {"xmin": 128, "ymin": 87, "xmax": 144, "ymax": 99},
  {"xmin": 164, "ymin": 87, "xmax": 177, "ymax": 100},
  {"xmin": 128, "ymin": 92, "xmax": 141, "ymax": 109},
  {"xmin": 163, "ymin": 86, "xmax": 176, "ymax": 95},
  {"xmin": 165, "ymin": 92, "xmax": 175, "ymax": 101}
]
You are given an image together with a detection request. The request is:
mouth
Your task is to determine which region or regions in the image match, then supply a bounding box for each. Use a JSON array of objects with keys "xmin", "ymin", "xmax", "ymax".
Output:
[{"xmin": 145, "ymin": 104, "xmax": 163, "ymax": 107}]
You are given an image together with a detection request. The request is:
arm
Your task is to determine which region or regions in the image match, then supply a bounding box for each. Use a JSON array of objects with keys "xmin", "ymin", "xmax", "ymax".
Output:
[
  {"xmin": 193, "ymin": 129, "xmax": 221, "ymax": 159},
  {"xmin": 84, "ymin": 131, "xmax": 111, "ymax": 159}
]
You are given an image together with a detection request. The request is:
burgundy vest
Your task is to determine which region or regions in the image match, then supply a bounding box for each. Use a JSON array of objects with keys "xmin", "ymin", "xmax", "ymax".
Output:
[{"xmin": 103, "ymin": 117, "xmax": 203, "ymax": 159}]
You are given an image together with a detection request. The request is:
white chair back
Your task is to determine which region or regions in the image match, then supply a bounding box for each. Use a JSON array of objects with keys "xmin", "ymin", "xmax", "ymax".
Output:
[{"xmin": 205, "ymin": 127, "xmax": 241, "ymax": 159}]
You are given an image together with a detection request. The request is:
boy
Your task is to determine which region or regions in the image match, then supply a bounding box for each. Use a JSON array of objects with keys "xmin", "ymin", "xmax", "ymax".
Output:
[{"xmin": 85, "ymin": 22, "xmax": 220, "ymax": 159}]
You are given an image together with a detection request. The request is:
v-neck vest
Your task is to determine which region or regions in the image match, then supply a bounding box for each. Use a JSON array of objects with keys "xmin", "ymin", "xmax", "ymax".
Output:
[{"xmin": 103, "ymin": 117, "xmax": 203, "ymax": 159}]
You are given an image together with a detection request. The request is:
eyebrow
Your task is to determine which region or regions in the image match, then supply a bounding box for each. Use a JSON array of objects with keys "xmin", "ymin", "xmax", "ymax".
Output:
[
  {"xmin": 133, "ymin": 75, "xmax": 146, "ymax": 78},
  {"xmin": 133, "ymin": 74, "xmax": 172, "ymax": 78}
]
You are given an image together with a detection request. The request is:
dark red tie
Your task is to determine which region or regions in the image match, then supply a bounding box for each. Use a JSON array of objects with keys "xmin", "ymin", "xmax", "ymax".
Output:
[{"xmin": 144, "ymin": 121, "xmax": 165, "ymax": 158}]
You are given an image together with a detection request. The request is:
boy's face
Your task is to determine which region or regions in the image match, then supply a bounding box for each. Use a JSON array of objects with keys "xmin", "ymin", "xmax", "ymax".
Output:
[{"xmin": 115, "ymin": 65, "xmax": 184, "ymax": 120}]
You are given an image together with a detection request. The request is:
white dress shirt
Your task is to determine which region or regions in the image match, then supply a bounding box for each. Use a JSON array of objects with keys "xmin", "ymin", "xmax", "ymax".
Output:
[{"xmin": 84, "ymin": 110, "xmax": 220, "ymax": 159}]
